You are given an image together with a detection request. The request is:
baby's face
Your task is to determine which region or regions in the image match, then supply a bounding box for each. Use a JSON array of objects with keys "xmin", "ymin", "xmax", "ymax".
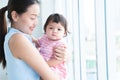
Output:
[{"xmin": 45, "ymin": 22, "xmax": 65, "ymax": 41}]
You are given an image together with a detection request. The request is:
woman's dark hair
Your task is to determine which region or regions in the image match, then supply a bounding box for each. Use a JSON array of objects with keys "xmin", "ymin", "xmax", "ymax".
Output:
[
  {"xmin": 44, "ymin": 13, "xmax": 69, "ymax": 36},
  {"xmin": 0, "ymin": 0, "xmax": 39, "ymax": 69}
]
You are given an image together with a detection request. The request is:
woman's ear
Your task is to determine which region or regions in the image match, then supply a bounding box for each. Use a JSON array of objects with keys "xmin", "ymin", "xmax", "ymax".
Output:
[{"xmin": 11, "ymin": 11, "xmax": 19, "ymax": 22}]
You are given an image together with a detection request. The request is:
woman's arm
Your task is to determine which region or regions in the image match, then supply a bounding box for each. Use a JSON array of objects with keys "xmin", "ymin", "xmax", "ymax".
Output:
[{"xmin": 9, "ymin": 33, "xmax": 59, "ymax": 80}]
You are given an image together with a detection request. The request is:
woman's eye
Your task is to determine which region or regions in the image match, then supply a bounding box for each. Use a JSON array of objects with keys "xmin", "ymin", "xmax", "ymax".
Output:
[{"xmin": 31, "ymin": 17, "xmax": 36, "ymax": 20}]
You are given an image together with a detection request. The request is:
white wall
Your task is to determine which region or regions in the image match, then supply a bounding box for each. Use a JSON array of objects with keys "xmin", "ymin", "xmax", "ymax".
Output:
[{"xmin": 0, "ymin": 0, "xmax": 8, "ymax": 8}]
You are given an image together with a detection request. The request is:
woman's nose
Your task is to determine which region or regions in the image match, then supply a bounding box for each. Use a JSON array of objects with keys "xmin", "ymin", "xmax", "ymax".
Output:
[{"xmin": 34, "ymin": 19, "xmax": 38, "ymax": 26}]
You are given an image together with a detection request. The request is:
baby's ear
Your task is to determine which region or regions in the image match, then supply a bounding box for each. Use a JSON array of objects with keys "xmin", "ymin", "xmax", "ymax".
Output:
[{"xmin": 64, "ymin": 32, "xmax": 67, "ymax": 37}]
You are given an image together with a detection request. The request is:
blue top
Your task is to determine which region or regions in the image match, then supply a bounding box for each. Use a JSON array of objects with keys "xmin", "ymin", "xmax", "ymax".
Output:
[{"xmin": 4, "ymin": 28, "xmax": 40, "ymax": 80}]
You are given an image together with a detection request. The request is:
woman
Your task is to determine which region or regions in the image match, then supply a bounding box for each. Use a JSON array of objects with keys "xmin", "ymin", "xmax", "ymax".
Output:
[{"xmin": 0, "ymin": 0, "xmax": 67, "ymax": 80}]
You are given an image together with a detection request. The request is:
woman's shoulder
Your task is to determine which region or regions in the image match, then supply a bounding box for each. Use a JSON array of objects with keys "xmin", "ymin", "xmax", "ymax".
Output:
[
  {"xmin": 9, "ymin": 33, "xmax": 32, "ymax": 49},
  {"xmin": 10, "ymin": 33, "xmax": 27, "ymax": 42},
  {"xmin": 7, "ymin": 28, "xmax": 32, "ymax": 43}
]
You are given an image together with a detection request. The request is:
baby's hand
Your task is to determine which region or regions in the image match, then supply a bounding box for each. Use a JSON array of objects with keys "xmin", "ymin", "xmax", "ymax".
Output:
[{"xmin": 31, "ymin": 35, "xmax": 40, "ymax": 48}]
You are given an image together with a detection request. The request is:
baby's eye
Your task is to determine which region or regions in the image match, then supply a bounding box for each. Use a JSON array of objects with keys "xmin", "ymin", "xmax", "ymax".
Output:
[
  {"xmin": 49, "ymin": 27, "xmax": 53, "ymax": 29},
  {"xmin": 58, "ymin": 28, "xmax": 62, "ymax": 31}
]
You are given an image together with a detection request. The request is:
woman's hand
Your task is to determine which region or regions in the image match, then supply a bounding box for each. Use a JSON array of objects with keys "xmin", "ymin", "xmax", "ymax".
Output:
[
  {"xmin": 46, "ymin": 45, "xmax": 68, "ymax": 67},
  {"xmin": 53, "ymin": 46, "xmax": 67, "ymax": 61}
]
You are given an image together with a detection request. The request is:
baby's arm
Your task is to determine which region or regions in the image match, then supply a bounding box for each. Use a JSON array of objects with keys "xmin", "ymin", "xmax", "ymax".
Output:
[{"xmin": 31, "ymin": 35, "xmax": 40, "ymax": 49}]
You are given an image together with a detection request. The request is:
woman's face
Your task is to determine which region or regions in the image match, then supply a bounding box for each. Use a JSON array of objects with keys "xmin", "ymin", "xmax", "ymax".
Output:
[{"xmin": 12, "ymin": 4, "xmax": 40, "ymax": 34}]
